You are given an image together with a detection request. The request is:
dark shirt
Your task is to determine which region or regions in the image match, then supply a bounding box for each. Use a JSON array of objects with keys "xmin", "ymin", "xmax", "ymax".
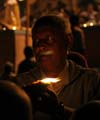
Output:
[
  {"xmin": 15, "ymin": 60, "xmax": 100, "ymax": 109},
  {"xmin": 17, "ymin": 59, "xmax": 37, "ymax": 74}
]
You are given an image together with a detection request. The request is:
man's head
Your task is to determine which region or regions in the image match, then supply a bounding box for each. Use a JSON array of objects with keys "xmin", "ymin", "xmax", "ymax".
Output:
[
  {"xmin": 4, "ymin": 61, "xmax": 13, "ymax": 73},
  {"xmin": 32, "ymin": 15, "xmax": 72, "ymax": 77},
  {"xmin": 24, "ymin": 46, "xmax": 34, "ymax": 59},
  {"xmin": 86, "ymin": 3, "xmax": 95, "ymax": 13}
]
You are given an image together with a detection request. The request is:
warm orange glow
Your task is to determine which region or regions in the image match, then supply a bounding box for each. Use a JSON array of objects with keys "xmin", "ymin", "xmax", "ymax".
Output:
[
  {"xmin": 12, "ymin": 26, "xmax": 17, "ymax": 30},
  {"xmin": 33, "ymin": 78, "xmax": 60, "ymax": 85},
  {"xmin": 41, "ymin": 78, "xmax": 60, "ymax": 84}
]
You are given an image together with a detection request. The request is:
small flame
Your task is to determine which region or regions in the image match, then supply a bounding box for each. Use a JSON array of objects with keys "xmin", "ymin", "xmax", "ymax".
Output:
[
  {"xmin": 41, "ymin": 78, "xmax": 60, "ymax": 84},
  {"xmin": 33, "ymin": 78, "xmax": 60, "ymax": 85}
]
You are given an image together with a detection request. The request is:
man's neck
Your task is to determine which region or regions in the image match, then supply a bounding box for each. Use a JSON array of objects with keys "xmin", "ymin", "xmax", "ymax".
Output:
[
  {"xmin": 43, "ymin": 72, "xmax": 60, "ymax": 78},
  {"xmin": 41, "ymin": 61, "xmax": 67, "ymax": 78}
]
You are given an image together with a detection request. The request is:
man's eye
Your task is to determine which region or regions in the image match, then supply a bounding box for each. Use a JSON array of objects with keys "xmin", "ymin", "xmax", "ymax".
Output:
[
  {"xmin": 34, "ymin": 36, "xmax": 54, "ymax": 46},
  {"xmin": 35, "ymin": 39, "xmax": 39, "ymax": 43},
  {"xmin": 34, "ymin": 39, "xmax": 40, "ymax": 45},
  {"xmin": 47, "ymin": 36, "xmax": 53, "ymax": 44}
]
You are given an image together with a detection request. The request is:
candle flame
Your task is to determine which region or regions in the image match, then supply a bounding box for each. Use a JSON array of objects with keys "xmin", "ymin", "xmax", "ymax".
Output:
[
  {"xmin": 33, "ymin": 78, "xmax": 60, "ymax": 85},
  {"xmin": 41, "ymin": 78, "xmax": 60, "ymax": 84}
]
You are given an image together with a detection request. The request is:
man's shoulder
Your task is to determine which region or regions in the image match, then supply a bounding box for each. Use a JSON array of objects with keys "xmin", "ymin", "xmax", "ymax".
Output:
[{"xmin": 68, "ymin": 60, "xmax": 100, "ymax": 80}]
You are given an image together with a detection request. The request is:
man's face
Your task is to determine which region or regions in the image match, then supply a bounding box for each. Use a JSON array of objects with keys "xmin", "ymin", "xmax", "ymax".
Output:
[{"xmin": 33, "ymin": 26, "xmax": 67, "ymax": 73}]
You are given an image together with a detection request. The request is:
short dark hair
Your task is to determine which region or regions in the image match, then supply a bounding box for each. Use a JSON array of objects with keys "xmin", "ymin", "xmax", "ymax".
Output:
[
  {"xmin": 70, "ymin": 15, "xmax": 79, "ymax": 26},
  {"xmin": 32, "ymin": 15, "xmax": 72, "ymax": 49},
  {"xmin": 24, "ymin": 46, "xmax": 33, "ymax": 58},
  {"xmin": 32, "ymin": 15, "xmax": 66, "ymax": 36}
]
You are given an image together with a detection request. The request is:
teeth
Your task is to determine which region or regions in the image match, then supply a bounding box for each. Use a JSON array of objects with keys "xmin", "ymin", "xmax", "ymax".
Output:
[{"xmin": 40, "ymin": 51, "xmax": 53, "ymax": 55}]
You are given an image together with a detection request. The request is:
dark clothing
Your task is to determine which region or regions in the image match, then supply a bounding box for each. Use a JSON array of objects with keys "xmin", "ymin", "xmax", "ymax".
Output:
[
  {"xmin": 15, "ymin": 60, "xmax": 100, "ymax": 109},
  {"xmin": 17, "ymin": 59, "xmax": 37, "ymax": 74},
  {"xmin": 71, "ymin": 29, "xmax": 86, "ymax": 55},
  {"xmin": 0, "ymin": 72, "xmax": 16, "ymax": 83}
]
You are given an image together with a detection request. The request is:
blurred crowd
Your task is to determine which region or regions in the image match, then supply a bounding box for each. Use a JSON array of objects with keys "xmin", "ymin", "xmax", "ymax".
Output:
[
  {"xmin": 29, "ymin": 1, "xmax": 100, "ymax": 27},
  {"xmin": 0, "ymin": 0, "xmax": 100, "ymax": 29},
  {"xmin": 1, "ymin": 1, "xmax": 100, "ymax": 120}
]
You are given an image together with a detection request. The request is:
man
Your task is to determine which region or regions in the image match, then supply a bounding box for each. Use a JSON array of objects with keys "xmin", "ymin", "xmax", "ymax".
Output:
[
  {"xmin": 17, "ymin": 46, "xmax": 37, "ymax": 74},
  {"xmin": 16, "ymin": 15, "xmax": 100, "ymax": 109},
  {"xmin": 69, "ymin": 14, "xmax": 86, "ymax": 56},
  {"xmin": 79, "ymin": 2, "xmax": 98, "ymax": 25}
]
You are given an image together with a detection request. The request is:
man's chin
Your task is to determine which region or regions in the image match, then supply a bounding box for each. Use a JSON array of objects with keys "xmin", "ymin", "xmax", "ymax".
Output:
[
  {"xmin": 40, "ymin": 61, "xmax": 51, "ymax": 67},
  {"xmin": 39, "ymin": 61, "xmax": 53, "ymax": 70},
  {"xmin": 37, "ymin": 55, "xmax": 52, "ymax": 64}
]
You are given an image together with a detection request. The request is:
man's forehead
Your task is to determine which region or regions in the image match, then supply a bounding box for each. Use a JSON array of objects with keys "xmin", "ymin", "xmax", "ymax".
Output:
[
  {"xmin": 35, "ymin": 26, "xmax": 56, "ymax": 33},
  {"xmin": 34, "ymin": 32, "xmax": 56, "ymax": 41},
  {"xmin": 34, "ymin": 26, "xmax": 56, "ymax": 37}
]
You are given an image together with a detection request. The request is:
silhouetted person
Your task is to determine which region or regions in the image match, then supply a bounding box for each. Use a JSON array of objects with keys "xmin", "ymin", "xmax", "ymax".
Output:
[
  {"xmin": 69, "ymin": 14, "xmax": 86, "ymax": 56},
  {"xmin": 0, "ymin": 80, "xmax": 33, "ymax": 120},
  {"xmin": 17, "ymin": 46, "xmax": 37, "ymax": 74},
  {"xmin": 0, "ymin": 61, "xmax": 16, "ymax": 82},
  {"xmin": 80, "ymin": 2, "xmax": 98, "ymax": 25}
]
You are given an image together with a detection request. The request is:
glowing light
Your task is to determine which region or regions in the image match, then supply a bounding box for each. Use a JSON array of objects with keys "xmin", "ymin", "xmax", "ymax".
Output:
[
  {"xmin": 89, "ymin": 22, "xmax": 94, "ymax": 26},
  {"xmin": 33, "ymin": 78, "xmax": 60, "ymax": 84},
  {"xmin": 83, "ymin": 24, "xmax": 87, "ymax": 28},
  {"xmin": 2, "ymin": 27, "xmax": 7, "ymax": 31},
  {"xmin": 41, "ymin": 78, "xmax": 60, "ymax": 84},
  {"xmin": 12, "ymin": 26, "xmax": 17, "ymax": 30}
]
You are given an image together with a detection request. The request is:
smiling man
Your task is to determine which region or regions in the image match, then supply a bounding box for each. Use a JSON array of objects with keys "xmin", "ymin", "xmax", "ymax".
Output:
[
  {"xmin": 16, "ymin": 15, "xmax": 100, "ymax": 110},
  {"xmin": 32, "ymin": 27, "xmax": 68, "ymax": 78}
]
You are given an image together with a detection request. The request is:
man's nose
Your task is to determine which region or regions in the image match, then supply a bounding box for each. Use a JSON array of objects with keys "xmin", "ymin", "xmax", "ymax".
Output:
[
  {"xmin": 38, "ymin": 45, "xmax": 46, "ymax": 51},
  {"xmin": 38, "ymin": 40, "xmax": 48, "ymax": 47}
]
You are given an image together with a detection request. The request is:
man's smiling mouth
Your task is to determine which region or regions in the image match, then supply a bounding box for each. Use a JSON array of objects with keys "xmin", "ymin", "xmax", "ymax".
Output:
[
  {"xmin": 40, "ymin": 50, "xmax": 53, "ymax": 56},
  {"xmin": 37, "ymin": 50, "xmax": 54, "ymax": 61}
]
